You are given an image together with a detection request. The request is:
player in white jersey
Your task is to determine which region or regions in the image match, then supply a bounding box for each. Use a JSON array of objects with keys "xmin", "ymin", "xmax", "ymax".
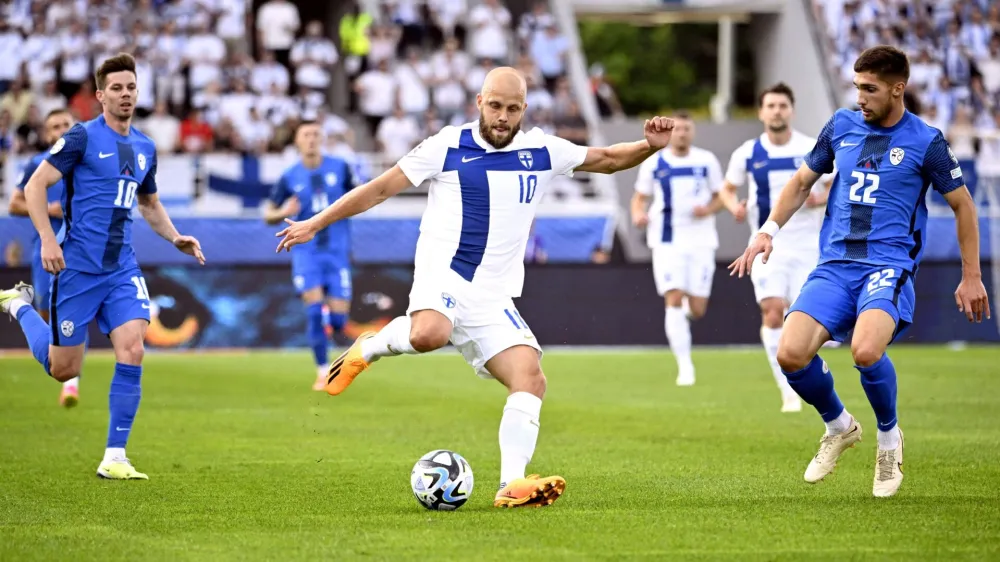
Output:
[
  {"xmin": 276, "ymin": 67, "xmax": 675, "ymax": 508},
  {"xmin": 718, "ymin": 83, "xmax": 832, "ymax": 413},
  {"xmin": 631, "ymin": 112, "xmax": 725, "ymax": 386}
]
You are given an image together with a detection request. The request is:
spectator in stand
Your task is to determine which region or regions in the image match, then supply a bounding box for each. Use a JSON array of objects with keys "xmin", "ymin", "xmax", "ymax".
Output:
[
  {"xmin": 256, "ymin": 0, "xmax": 300, "ymax": 70},
  {"xmin": 34, "ymin": 81, "xmax": 67, "ymax": 121},
  {"xmin": 979, "ymin": 35, "xmax": 1000, "ymax": 96},
  {"xmin": 252, "ymin": 50, "xmax": 291, "ymax": 95},
  {"xmin": 530, "ymin": 22, "xmax": 569, "ymax": 92},
  {"xmin": 978, "ymin": 109, "xmax": 1000, "ymax": 177},
  {"xmin": 465, "ymin": 58, "xmax": 494, "ymax": 96},
  {"xmin": 340, "ymin": 1, "xmax": 374, "ymax": 111},
  {"xmin": 223, "ymin": 51, "xmax": 255, "ymax": 92},
  {"xmin": 588, "ymin": 64, "xmax": 623, "ymax": 119},
  {"xmin": 185, "ymin": 20, "xmax": 227, "ymax": 98},
  {"xmin": 355, "ymin": 58, "xmax": 397, "ymax": 137},
  {"xmin": 947, "ymin": 105, "xmax": 978, "ymax": 162},
  {"xmin": 22, "ymin": 14, "xmax": 58, "ymax": 91},
  {"xmin": 14, "ymin": 105, "xmax": 45, "ymax": 154},
  {"xmin": 69, "ymin": 80, "xmax": 99, "ymax": 122},
  {"xmin": 421, "ymin": 106, "xmax": 444, "ymax": 137},
  {"xmin": 0, "ymin": 20, "xmax": 23, "ymax": 95},
  {"xmin": 467, "ymin": 0, "xmax": 511, "ymax": 62},
  {"xmin": 368, "ymin": 24, "xmax": 400, "ymax": 66},
  {"xmin": 0, "ymin": 109, "xmax": 15, "ymax": 159},
  {"xmin": 155, "ymin": 19, "xmax": 187, "ymax": 112},
  {"xmin": 59, "ymin": 20, "xmax": 95, "ymax": 99},
  {"xmin": 427, "ymin": 0, "xmax": 467, "ymax": 50},
  {"xmin": 180, "ymin": 108, "xmax": 215, "ymax": 153},
  {"xmin": 291, "ymin": 20, "xmax": 339, "ymax": 103},
  {"xmin": 517, "ymin": 1, "xmax": 554, "ymax": 53},
  {"xmin": 215, "ymin": 0, "xmax": 248, "ymax": 55},
  {"xmin": 375, "ymin": 105, "xmax": 421, "ymax": 162},
  {"xmin": 395, "ymin": 47, "xmax": 432, "ymax": 119},
  {"xmin": 143, "ymin": 101, "xmax": 181, "ymax": 154},
  {"xmin": 0, "ymin": 80, "xmax": 34, "ymax": 127},
  {"xmin": 554, "ymin": 100, "xmax": 588, "ymax": 146}
]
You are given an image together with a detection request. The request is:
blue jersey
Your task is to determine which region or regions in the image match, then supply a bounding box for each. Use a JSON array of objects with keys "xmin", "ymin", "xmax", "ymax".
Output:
[
  {"xmin": 268, "ymin": 155, "xmax": 355, "ymax": 259},
  {"xmin": 44, "ymin": 115, "xmax": 158, "ymax": 274},
  {"xmin": 16, "ymin": 152, "xmax": 66, "ymax": 244},
  {"xmin": 805, "ymin": 109, "xmax": 964, "ymax": 275}
]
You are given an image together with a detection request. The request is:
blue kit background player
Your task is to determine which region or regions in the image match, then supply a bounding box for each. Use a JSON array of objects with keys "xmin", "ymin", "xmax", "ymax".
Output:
[
  {"xmin": 730, "ymin": 45, "xmax": 990, "ymax": 498},
  {"xmin": 8, "ymin": 108, "xmax": 83, "ymax": 408},
  {"xmin": 0, "ymin": 53, "xmax": 205, "ymax": 480},
  {"xmin": 264, "ymin": 121, "xmax": 356, "ymax": 391}
]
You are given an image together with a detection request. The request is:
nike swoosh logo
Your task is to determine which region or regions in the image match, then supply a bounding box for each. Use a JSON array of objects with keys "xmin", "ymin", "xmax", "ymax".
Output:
[
  {"xmin": 116, "ymin": 426, "xmax": 130, "ymax": 431},
  {"xmin": 99, "ymin": 152, "xmax": 115, "ymax": 159},
  {"xmin": 461, "ymin": 156, "xmax": 483, "ymax": 163},
  {"xmin": 141, "ymin": 303, "xmax": 151, "ymax": 309},
  {"xmin": 840, "ymin": 141, "xmax": 858, "ymax": 147}
]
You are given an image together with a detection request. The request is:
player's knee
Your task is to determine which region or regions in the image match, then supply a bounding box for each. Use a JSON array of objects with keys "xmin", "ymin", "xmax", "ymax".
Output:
[
  {"xmin": 776, "ymin": 344, "xmax": 811, "ymax": 373},
  {"xmin": 409, "ymin": 326, "xmax": 449, "ymax": 353},
  {"xmin": 851, "ymin": 342, "xmax": 884, "ymax": 368},
  {"xmin": 510, "ymin": 364, "xmax": 546, "ymax": 398},
  {"xmin": 49, "ymin": 362, "xmax": 81, "ymax": 383},
  {"xmin": 761, "ymin": 307, "xmax": 783, "ymax": 329},
  {"xmin": 116, "ymin": 338, "xmax": 146, "ymax": 365}
]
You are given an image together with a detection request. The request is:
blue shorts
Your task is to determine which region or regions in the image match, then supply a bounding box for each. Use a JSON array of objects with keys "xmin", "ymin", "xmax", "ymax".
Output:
[
  {"xmin": 50, "ymin": 264, "xmax": 151, "ymax": 346},
  {"xmin": 31, "ymin": 248, "xmax": 52, "ymax": 309},
  {"xmin": 787, "ymin": 261, "xmax": 915, "ymax": 343},
  {"xmin": 291, "ymin": 251, "xmax": 352, "ymax": 300}
]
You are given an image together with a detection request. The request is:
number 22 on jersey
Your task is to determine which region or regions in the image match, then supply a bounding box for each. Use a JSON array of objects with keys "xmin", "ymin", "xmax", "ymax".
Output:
[{"xmin": 849, "ymin": 171, "xmax": 879, "ymax": 205}]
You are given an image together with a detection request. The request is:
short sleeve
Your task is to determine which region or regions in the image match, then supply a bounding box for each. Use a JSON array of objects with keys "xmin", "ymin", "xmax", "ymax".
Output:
[
  {"xmin": 15, "ymin": 157, "xmax": 40, "ymax": 191},
  {"xmin": 804, "ymin": 113, "xmax": 837, "ymax": 175},
  {"xmin": 707, "ymin": 154, "xmax": 724, "ymax": 193},
  {"xmin": 922, "ymin": 132, "xmax": 964, "ymax": 195},
  {"xmin": 138, "ymin": 150, "xmax": 158, "ymax": 194},
  {"xmin": 44, "ymin": 123, "xmax": 87, "ymax": 176},
  {"xmin": 544, "ymin": 134, "xmax": 589, "ymax": 177},
  {"xmin": 724, "ymin": 142, "xmax": 750, "ymax": 187},
  {"xmin": 268, "ymin": 174, "xmax": 291, "ymax": 205},
  {"xmin": 633, "ymin": 154, "xmax": 658, "ymax": 196},
  {"xmin": 397, "ymin": 130, "xmax": 449, "ymax": 187}
]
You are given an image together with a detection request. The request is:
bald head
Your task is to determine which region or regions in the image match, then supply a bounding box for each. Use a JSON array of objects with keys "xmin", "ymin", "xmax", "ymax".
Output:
[{"xmin": 481, "ymin": 67, "xmax": 526, "ymax": 100}]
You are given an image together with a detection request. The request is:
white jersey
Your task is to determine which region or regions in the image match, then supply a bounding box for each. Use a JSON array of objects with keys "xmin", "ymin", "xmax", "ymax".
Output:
[
  {"xmin": 633, "ymin": 146, "xmax": 723, "ymax": 250},
  {"xmin": 397, "ymin": 122, "xmax": 588, "ymax": 297},
  {"xmin": 726, "ymin": 130, "xmax": 829, "ymax": 251}
]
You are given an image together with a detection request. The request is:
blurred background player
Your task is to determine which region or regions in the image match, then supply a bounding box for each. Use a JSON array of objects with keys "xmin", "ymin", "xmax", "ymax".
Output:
[
  {"xmin": 8, "ymin": 108, "xmax": 81, "ymax": 408},
  {"xmin": 264, "ymin": 121, "xmax": 356, "ymax": 390},
  {"xmin": 718, "ymin": 83, "xmax": 831, "ymax": 413},
  {"xmin": 730, "ymin": 46, "xmax": 990, "ymax": 498},
  {"xmin": 631, "ymin": 112, "xmax": 725, "ymax": 386},
  {"xmin": 0, "ymin": 53, "xmax": 205, "ymax": 480},
  {"xmin": 276, "ymin": 67, "xmax": 676, "ymax": 508}
]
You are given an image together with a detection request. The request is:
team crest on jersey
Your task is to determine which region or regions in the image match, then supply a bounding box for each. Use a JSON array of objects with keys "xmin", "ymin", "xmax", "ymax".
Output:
[
  {"xmin": 518, "ymin": 151, "xmax": 533, "ymax": 170},
  {"xmin": 50, "ymin": 137, "xmax": 65, "ymax": 154},
  {"xmin": 60, "ymin": 320, "xmax": 74, "ymax": 338},
  {"xmin": 326, "ymin": 173, "xmax": 337, "ymax": 186},
  {"xmin": 889, "ymin": 147, "xmax": 904, "ymax": 166},
  {"xmin": 441, "ymin": 292, "xmax": 457, "ymax": 309},
  {"xmin": 138, "ymin": 153, "xmax": 146, "ymax": 171}
]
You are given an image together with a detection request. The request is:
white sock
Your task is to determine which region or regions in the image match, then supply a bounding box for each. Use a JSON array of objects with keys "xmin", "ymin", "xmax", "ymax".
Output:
[
  {"xmin": 877, "ymin": 426, "xmax": 901, "ymax": 450},
  {"xmin": 103, "ymin": 447, "xmax": 126, "ymax": 463},
  {"xmin": 825, "ymin": 409, "xmax": 853, "ymax": 435},
  {"xmin": 761, "ymin": 326, "xmax": 795, "ymax": 398},
  {"xmin": 8, "ymin": 298, "xmax": 29, "ymax": 317},
  {"xmin": 360, "ymin": 316, "xmax": 418, "ymax": 363},
  {"xmin": 498, "ymin": 391, "xmax": 542, "ymax": 486},
  {"xmin": 63, "ymin": 376, "xmax": 79, "ymax": 389},
  {"xmin": 665, "ymin": 307, "xmax": 693, "ymax": 372}
]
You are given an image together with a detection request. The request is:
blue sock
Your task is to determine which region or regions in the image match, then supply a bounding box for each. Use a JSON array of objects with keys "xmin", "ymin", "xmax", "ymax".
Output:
[
  {"xmin": 857, "ymin": 354, "xmax": 898, "ymax": 431},
  {"xmin": 782, "ymin": 355, "xmax": 845, "ymax": 422},
  {"xmin": 107, "ymin": 363, "xmax": 142, "ymax": 449},
  {"xmin": 16, "ymin": 305, "xmax": 51, "ymax": 375},
  {"xmin": 307, "ymin": 303, "xmax": 328, "ymax": 366},
  {"xmin": 328, "ymin": 311, "xmax": 348, "ymax": 335}
]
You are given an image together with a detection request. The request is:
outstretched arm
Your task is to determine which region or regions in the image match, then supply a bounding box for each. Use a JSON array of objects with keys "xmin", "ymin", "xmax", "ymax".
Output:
[
  {"xmin": 138, "ymin": 193, "xmax": 205, "ymax": 265},
  {"xmin": 763, "ymin": 164, "xmax": 823, "ymax": 229},
  {"xmin": 575, "ymin": 117, "xmax": 674, "ymax": 174}
]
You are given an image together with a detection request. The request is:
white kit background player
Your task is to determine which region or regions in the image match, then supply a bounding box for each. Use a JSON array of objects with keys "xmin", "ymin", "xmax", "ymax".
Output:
[
  {"xmin": 718, "ymin": 83, "xmax": 832, "ymax": 413},
  {"xmin": 276, "ymin": 67, "xmax": 676, "ymax": 508},
  {"xmin": 631, "ymin": 112, "xmax": 725, "ymax": 386}
]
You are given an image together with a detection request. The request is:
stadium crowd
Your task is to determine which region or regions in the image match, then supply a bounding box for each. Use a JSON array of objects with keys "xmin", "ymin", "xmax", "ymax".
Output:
[{"xmin": 815, "ymin": 0, "xmax": 1000, "ymax": 175}]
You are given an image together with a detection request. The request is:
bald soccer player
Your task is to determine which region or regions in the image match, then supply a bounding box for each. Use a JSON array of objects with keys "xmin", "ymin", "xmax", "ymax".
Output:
[{"xmin": 276, "ymin": 68, "xmax": 676, "ymax": 508}]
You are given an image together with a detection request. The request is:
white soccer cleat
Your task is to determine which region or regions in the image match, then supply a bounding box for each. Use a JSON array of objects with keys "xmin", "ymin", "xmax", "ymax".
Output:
[
  {"xmin": 0, "ymin": 282, "xmax": 34, "ymax": 316},
  {"xmin": 804, "ymin": 417, "xmax": 862, "ymax": 483},
  {"xmin": 676, "ymin": 367, "xmax": 695, "ymax": 387},
  {"xmin": 781, "ymin": 395, "xmax": 803, "ymax": 413},
  {"xmin": 873, "ymin": 428, "xmax": 904, "ymax": 498}
]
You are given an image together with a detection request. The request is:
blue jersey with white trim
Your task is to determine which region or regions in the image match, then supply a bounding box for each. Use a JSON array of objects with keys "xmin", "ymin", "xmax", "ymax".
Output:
[
  {"xmin": 16, "ymin": 152, "xmax": 66, "ymax": 245},
  {"xmin": 804, "ymin": 109, "xmax": 964, "ymax": 274},
  {"xmin": 268, "ymin": 155, "xmax": 355, "ymax": 260},
  {"xmin": 44, "ymin": 115, "xmax": 158, "ymax": 274},
  {"xmin": 396, "ymin": 122, "xmax": 588, "ymax": 297}
]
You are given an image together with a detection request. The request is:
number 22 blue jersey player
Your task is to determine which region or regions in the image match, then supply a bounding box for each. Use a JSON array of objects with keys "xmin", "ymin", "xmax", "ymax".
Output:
[
  {"xmin": 265, "ymin": 121, "xmax": 356, "ymax": 390},
  {"xmin": 729, "ymin": 46, "xmax": 990, "ymax": 498},
  {"xmin": 0, "ymin": 53, "xmax": 206, "ymax": 480}
]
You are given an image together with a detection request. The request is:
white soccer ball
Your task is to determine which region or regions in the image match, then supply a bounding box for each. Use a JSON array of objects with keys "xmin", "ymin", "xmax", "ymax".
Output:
[{"xmin": 410, "ymin": 449, "xmax": 474, "ymax": 511}]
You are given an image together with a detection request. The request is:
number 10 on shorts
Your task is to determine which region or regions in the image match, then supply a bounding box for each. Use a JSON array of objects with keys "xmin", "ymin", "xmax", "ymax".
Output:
[{"xmin": 131, "ymin": 276, "xmax": 150, "ymax": 301}]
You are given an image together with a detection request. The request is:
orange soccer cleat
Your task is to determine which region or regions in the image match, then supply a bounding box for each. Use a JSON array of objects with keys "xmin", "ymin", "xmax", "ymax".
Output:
[
  {"xmin": 59, "ymin": 385, "xmax": 79, "ymax": 408},
  {"xmin": 325, "ymin": 331, "xmax": 376, "ymax": 396},
  {"xmin": 493, "ymin": 474, "xmax": 566, "ymax": 508}
]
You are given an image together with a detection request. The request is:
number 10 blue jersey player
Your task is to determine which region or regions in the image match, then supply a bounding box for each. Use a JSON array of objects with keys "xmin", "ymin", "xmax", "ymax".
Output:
[
  {"xmin": 264, "ymin": 121, "xmax": 356, "ymax": 390},
  {"xmin": 730, "ymin": 45, "xmax": 990, "ymax": 498},
  {"xmin": 0, "ymin": 54, "xmax": 206, "ymax": 480}
]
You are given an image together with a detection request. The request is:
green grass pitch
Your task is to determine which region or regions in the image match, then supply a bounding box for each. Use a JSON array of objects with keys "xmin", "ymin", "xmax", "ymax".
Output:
[{"xmin": 1, "ymin": 346, "xmax": 998, "ymax": 560}]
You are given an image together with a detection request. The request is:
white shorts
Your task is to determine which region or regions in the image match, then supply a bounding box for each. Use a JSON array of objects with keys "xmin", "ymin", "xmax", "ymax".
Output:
[
  {"xmin": 406, "ymin": 270, "xmax": 542, "ymax": 379},
  {"xmin": 651, "ymin": 244, "xmax": 716, "ymax": 298},
  {"xmin": 750, "ymin": 248, "xmax": 819, "ymax": 304}
]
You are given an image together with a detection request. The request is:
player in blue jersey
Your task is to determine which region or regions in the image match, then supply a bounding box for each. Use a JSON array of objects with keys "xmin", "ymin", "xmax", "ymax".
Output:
[
  {"xmin": 8, "ymin": 108, "xmax": 82, "ymax": 408},
  {"xmin": 0, "ymin": 53, "xmax": 205, "ymax": 480},
  {"xmin": 264, "ymin": 121, "xmax": 356, "ymax": 390},
  {"xmin": 729, "ymin": 46, "xmax": 990, "ymax": 497}
]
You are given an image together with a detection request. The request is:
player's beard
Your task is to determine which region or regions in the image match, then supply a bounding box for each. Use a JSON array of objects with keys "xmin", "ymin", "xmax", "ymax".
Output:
[
  {"xmin": 479, "ymin": 114, "xmax": 520, "ymax": 150},
  {"xmin": 766, "ymin": 121, "xmax": 789, "ymax": 133}
]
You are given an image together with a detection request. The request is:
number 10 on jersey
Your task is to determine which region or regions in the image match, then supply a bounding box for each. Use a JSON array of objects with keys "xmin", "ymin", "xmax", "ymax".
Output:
[
  {"xmin": 115, "ymin": 179, "xmax": 139, "ymax": 208},
  {"xmin": 519, "ymin": 174, "xmax": 537, "ymax": 204}
]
